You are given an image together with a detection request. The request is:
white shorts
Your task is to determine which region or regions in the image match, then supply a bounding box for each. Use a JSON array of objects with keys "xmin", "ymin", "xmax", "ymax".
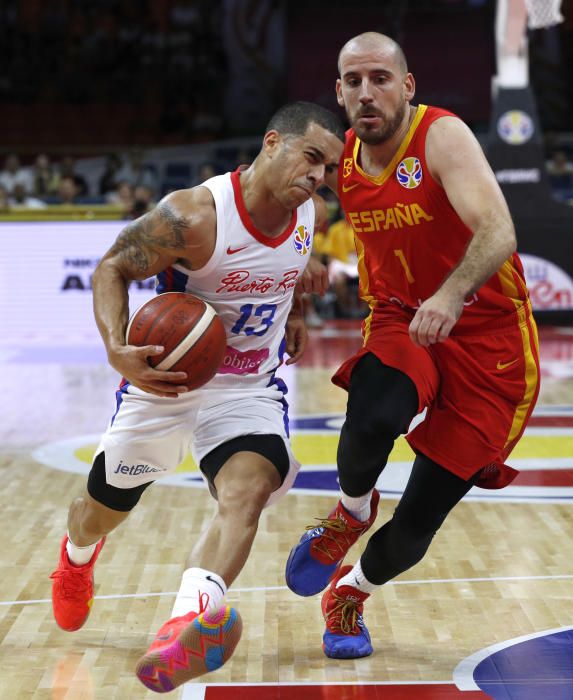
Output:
[{"xmin": 95, "ymin": 375, "xmax": 300, "ymax": 508}]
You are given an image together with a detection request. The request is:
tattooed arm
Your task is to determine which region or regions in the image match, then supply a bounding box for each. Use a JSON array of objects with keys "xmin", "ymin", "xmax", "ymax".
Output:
[{"xmin": 92, "ymin": 187, "xmax": 216, "ymax": 396}]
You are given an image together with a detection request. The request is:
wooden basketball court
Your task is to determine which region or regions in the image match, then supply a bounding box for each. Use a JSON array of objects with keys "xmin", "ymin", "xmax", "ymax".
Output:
[{"xmin": 1, "ymin": 321, "xmax": 572, "ymax": 699}]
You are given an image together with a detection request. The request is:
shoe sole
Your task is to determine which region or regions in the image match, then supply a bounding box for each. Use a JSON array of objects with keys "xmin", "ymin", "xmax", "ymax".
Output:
[
  {"xmin": 135, "ymin": 606, "xmax": 242, "ymax": 693},
  {"xmin": 53, "ymin": 608, "xmax": 91, "ymax": 632},
  {"xmin": 285, "ymin": 542, "xmax": 340, "ymax": 597},
  {"xmin": 322, "ymin": 642, "xmax": 373, "ymax": 659}
]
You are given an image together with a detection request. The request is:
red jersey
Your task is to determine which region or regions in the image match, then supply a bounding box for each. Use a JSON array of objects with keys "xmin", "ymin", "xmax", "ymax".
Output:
[{"xmin": 338, "ymin": 104, "xmax": 531, "ymax": 333}]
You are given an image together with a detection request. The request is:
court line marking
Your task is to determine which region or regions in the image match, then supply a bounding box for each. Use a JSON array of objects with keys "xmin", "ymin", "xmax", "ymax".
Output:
[
  {"xmin": 4, "ymin": 573, "xmax": 573, "ymax": 607},
  {"xmin": 453, "ymin": 624, "xmax": 573, "ymax": 690}
]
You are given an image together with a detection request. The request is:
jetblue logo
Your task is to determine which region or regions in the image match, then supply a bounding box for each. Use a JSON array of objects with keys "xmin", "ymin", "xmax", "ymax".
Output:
[{"xmin": 114, "ymin": 460, "xmax": 162, "ymax": 476}]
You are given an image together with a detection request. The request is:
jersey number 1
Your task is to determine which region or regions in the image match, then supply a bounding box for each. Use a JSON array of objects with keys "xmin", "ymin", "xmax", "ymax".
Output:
[{"xmin": 394, "ymin": 249, "xmax": 415, "ymax": 283}]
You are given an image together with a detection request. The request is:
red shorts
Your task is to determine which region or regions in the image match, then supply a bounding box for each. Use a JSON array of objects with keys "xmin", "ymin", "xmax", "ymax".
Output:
[{"xmin": 332, "ymin": 305, "xmax": 540, "ymax": 488}]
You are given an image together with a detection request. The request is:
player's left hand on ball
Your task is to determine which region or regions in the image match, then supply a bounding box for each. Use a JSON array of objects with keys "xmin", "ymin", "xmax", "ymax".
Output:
[
  {"xmin": 110, "ymin": 344, "xmax": 189, "ymax": 397},
  {"xmin": 409, "ymin": 292, "xmax": 463, "ymax": 347},
  {"xmin": 285, "ymin": 316, "xmax": 307, "ymax": 365},
  {"xmin": 296, "ymin": 256, "xmax": 329, "ymax": 296}
]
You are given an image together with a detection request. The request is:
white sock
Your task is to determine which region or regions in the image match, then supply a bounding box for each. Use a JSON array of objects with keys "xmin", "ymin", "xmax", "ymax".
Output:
[
  {"xmin": 336, "ymin": 559, "xmax": 379, "ymax": 594},
  {"xmin": 341, "ymin": 489, "xmax": 373, "ymax": 522},
  {"xmin": 171, "ymin": 567, "xmax": 227, "ymax": 619},
  {"xmin": 66, "ymin": 532, "xmax": 99, "ymax": 566}
]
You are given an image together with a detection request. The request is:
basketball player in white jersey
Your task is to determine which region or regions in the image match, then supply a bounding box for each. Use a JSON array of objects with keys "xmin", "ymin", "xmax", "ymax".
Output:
[{"xmin": 49, "ymin": 101, "xmax": 344, "ymax": 693}]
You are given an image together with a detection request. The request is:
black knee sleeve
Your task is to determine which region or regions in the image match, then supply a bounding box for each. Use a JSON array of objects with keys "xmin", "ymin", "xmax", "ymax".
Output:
[
  {"xmin": 87, "ymin": 452, "xmax": 152, "ymax": 512},
  {"xmin": 337, "ymin": 353, "xmax": 419, "ymax": 496}
]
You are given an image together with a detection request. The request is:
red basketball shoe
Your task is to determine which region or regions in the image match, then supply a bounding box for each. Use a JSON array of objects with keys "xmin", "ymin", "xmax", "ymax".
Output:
[
  {"xmin": 321, "ymin": 565, "xmax": 373, "ymax": 659},
  {"xmin": 50, "ymin": 535, "xmax": 106, "ymax": 631},
  {"xmin": 285, "ymin": 489, "xmax": 380, "ymax": 596},
  {"xmin": 136, "ymin": 601, "xmax": 243, "ymax": 693}
]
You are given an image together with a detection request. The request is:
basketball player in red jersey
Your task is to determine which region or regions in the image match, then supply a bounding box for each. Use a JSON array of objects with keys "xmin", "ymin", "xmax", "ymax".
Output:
[
  {"xmin": 286, "ymin": 32, "xmax": 540, "ymax": 659},
  {"xmin": 48, "ymin": 102, "xmax": 343, "ymax": 692}
]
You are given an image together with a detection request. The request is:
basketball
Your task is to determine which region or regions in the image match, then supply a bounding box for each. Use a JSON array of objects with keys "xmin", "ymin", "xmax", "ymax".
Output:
[{"xmin": 126, "ymin": 292, "xmax": 227, "ymax": 390}]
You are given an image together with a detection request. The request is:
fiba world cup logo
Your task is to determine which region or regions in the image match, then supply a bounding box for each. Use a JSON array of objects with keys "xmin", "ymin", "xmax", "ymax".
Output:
[
  {"xmin": 396, "ymin": 157, "xmax": 423, "ymax": 189},
  {"xmin": 293, "ymin": 225, "xmax": 311, "ymax": 256},
  {"xmin": 497, "ymin": 110, "xmax": 534, "ymax": 146}
]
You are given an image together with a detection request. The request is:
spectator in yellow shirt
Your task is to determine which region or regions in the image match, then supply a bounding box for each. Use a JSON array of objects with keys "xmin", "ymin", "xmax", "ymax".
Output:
[{"xmin": 317, "ymin": 213, "xmax": 367, "ymax": 318}]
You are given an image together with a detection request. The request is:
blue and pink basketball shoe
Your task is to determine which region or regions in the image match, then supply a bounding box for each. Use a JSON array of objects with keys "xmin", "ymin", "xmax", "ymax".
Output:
[{"xmin": 135, "ymin": 603, "xmax": 242, "ymax": 693}]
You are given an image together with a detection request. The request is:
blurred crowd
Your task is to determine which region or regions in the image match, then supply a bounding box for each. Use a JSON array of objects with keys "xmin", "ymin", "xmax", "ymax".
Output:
[
  {"xmin": 0, "ymin": 150, "xmax": 158, "ymax": 218},
  {"xmin": 0, "ymin": 144, "xmax": 264, "ymax": 218},
  {"xmin": 3, "ymin": 143, "xmax": 572, "ymax": 213},
  {"xmin": 546, "ymin": 148, "xmax": 573, "ymax": 203}
]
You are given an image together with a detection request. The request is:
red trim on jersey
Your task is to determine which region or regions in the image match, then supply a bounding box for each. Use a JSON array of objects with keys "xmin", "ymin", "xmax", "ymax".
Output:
[
  {"xmin": 515, "ymin": 469, "xmax": 573, "ymax": 487},
  {"xmin": 164, "ymin": 266, "xmax": 173, "ymax": 290},
  {"xmin": 231, "ymin": 169, "xmax": 297, "ymax": 248}
]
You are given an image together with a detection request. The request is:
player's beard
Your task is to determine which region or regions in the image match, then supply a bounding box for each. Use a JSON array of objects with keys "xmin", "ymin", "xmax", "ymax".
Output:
[{"xmin": 352, "ymin": 101, "xmax": 407, "ymax": 145}]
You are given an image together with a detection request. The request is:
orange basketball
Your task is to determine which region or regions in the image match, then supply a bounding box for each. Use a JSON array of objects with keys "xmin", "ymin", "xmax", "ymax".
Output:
[{"xmin": 126, "ymin": 292, "xmax": 227, "ymax": 390}]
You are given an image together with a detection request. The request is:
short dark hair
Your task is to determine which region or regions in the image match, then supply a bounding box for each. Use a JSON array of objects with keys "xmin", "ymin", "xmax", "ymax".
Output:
[{"xmin": 265, "ymin": 101, "xmax": 345, "ymax": 143}]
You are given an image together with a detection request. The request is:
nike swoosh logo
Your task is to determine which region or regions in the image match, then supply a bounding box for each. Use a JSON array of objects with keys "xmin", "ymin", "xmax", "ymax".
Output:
[
  {"xmin": 206, "ymin": 575, "xmax": 225, "ymax": 595},
  {"xmin": 227, "ymin": 245, "xmax": 248, "ymax": 255},
  {"xmin": 342, "ymin": 183, "xmax": 359, "ymax": 192},
  {"xmin": 497, "ymin": 359, "xmax": 518, "ymax": 370}
]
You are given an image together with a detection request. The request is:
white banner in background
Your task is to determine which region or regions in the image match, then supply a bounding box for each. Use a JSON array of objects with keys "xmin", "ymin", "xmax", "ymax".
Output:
[{"xmin": 0, "ymin": 221, "xmax": 155, "ymax": 343}]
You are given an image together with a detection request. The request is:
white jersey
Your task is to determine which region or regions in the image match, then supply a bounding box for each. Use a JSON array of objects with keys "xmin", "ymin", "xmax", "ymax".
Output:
[
  {"xmin": 98, "ymin": 169, "xmax": 314, "ymax": 494},
  {"xmin": 155, "ymin": 170, "xmax": 316, "ymax": 385}
]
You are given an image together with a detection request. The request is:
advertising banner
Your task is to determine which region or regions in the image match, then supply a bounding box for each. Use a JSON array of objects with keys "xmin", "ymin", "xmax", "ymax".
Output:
[
  {"xmin": 0, "ymin": 221, "xmax": 154, "ymax": 344},
  {"xmin": 486, "ymin": 86, "xmax": 573, "ymax": 319}
]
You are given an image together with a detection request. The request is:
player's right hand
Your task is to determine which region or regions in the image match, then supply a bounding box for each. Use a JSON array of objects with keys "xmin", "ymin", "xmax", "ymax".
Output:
[
  {"xmin": 285, "ymin": 315, "xmax": 307, "ymax": 365},
  {"xmin": 408, "ymin": 291, "xmax": 463, "ymax": 347},
  {"xmin": 108, "ymin": 344, "xmax": 189, "ymax": 398}
]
